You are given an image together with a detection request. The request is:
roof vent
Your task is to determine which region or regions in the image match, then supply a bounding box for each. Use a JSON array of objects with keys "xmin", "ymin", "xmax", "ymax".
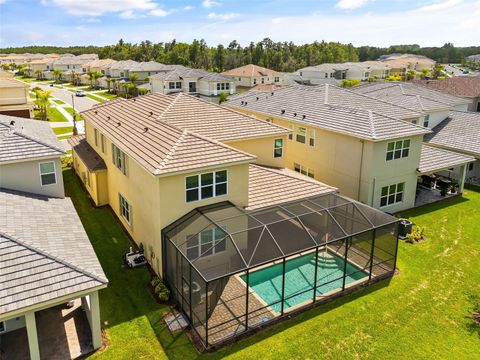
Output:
[
  {"xmin": 244, "ymin": 101, "xmax": 248, "ymax": 106},
  {"xmin": 144, "ymin": 127, "xmax": 149, "ymax": 132},
  {"xmin": 271, "ymin": 92, "xmax": 274, "ymax": 96},
  {"xmin": 241, "ymin": 101, "xmax": 244, "ymax": 105},
  {"xmin": 94, "ymin": 110, "xmax": 98, "ymax": 115},
  {"xmin": 107, "ymin": 116, "xmax": 111, "ymax": 120},
  {"xmin": 149, "ymin": 111, "xmax": 154, "ymax": 116},
  {"xmin": 133, "ymin": 98, "xmax": 136, "ymax": 102},
  {"xmin": 117, "ymin": 122, "xmax": 121, "ymax": 127},
  {"xmin": 281, "ymin": 109, "xmax": 285, "ymax": 115},
  {"xmin": 293, "ymin": 112, "xmax": 297, "ymax": 117},
  {"xmin": 302, "ymin": 115, "xmax": 306, "ymax": 120},
  {"xmin": 256, "ymin": 96, "xmax": 259, "ymax": 101},
  {"xmin": 9, "ymin": 120, "xmax": 15, "ymax": 126}
]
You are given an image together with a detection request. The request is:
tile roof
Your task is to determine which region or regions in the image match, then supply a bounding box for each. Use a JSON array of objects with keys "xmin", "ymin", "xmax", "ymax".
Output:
[
  {"xmin": 424, "ymin": 111, "xmax": 480, "ymax": 157},
  {"xmin": 222, "ymin": 64, "xmax": 282, "ymax": 78},
  {"xmin": 410, "ymin": 78, "xmax": 480, "ymax": 98},
  {"xmin": 418, "ymin": 144, "xmax": 475, "ymax": 174},
  {"xmin": 0, "ymin": 189, "xmax": 108, "ymax": 315},
  {"xmin": 82, "ymin": 58, "xmax": 116, "ymax": 69},
  {"xmin": 82, "ymin": 93, "xmax": 258, "ymax": 175},
  {"xmin": 0, "ymin": 77, "xmax": 29, "ymax": 88},
  {"xmin": 128, "ymin": 61, "xmax": 175, "ymax": 72},
  {"xmin": 68, "ymin": 135, "xmax": 107, "ymax": 172},
  {"xmin": 353, "ymin": 82, "xmax": 471, "ymax": 109},
  {"xmin": 225, "ymin": 85, "xmax": 430, "ymax": 141},
  {"xmin": 247, "ymin": 164, "xmax": 336, "ymax": 210},
  {"xmin": 0, "ymin": 114, "xmax": 65, "ymax": 163},
  {"xmin": 149, "ymin": 67, "xmax": 233, "ymax": 82}
]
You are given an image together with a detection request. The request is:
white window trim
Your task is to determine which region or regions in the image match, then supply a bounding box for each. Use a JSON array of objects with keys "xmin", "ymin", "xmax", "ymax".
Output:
[
  {"xmin": 296, "ymin": 126, "xmax": 307, "ymax": 144},
  {"xmin": 39, "ymin": 161, "xmax": 57, "ymax": 186},
  {"xmin": 185, "ymin": 170, "xmax": 228, "ymax": 203},
  {"xmin": 119, "ymin": 193, "xmax": 132, "ymax": 225},
  {"xmin": 309, "ymin": 129, "xmax": 315, "ymax": 147},
  {"xmin": 294, "ymin": 162, "xmax": 314, "ymax": 178},
  {"xmin": 186, "ymin": 227, "xmax": 227, "ymax": 260},
  {"xmin": 288, "ymin": 125, "xmax": 294, "ymax": 140},
  {"xmin": 423, "ymin": 114, "xmax": 430, "ymax": 127},
  {"xmin": 386, "ymin": 139, "xmax": 410, "ymax": 162},
  {"xmin": 380, "ymin": 183, "xmax": 405, "ymax": 208},
  {"xmin": 94, "ymin": 128, "xmax": 98, "ymax": 147},
  {"xmin": 100, "ymin": 133, "xmax": 106, "ymax": 154},
  {"xmin": 112, "ymin": 143, "xmax": 127, "ymax": 175}
]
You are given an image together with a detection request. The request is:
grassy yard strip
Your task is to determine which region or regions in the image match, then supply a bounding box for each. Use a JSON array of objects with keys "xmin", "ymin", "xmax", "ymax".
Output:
[
  {"xmin": 86, "ymin": 93, "xmax": 106, "ymax": 103},
  {"xmin": 96, "ymin": 91, "xmax": 118, "ymax": 100},
  {"xmin": 64, "ymin": 171, "xmax": 196, "ymax": 360},
  {"xmin": 63, "ymin": 107, "xmax": 83, "ymax": 120},
  {"xmin": 53, "ymin": 126, "xmax": 73, "ymax": 135},
  {"xmin": 53, "ymin": 99, "xmax": 65, "ymax": 105},
  {"xmin": 34, "ymin": 107, "xmax": 69, "ymax": 122},
  {"xmin": 65, "ymin": 165, "xmax": 480, "ymax": 360}
]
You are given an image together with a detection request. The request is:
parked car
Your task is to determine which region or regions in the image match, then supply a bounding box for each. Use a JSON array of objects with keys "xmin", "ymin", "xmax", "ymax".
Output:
[{"xmin": 75, "ymin": 90, "xmax": 86, "ymax": 97}]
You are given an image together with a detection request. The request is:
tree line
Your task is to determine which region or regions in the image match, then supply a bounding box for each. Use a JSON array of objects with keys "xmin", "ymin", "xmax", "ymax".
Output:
[{"xmin": 2, "ymin": 39, "xmax": 479, "ymax": 72}]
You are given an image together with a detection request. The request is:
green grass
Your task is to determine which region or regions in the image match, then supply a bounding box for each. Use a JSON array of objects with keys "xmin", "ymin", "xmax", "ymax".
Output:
[
  {"xmin": 29, "ymin": 93, "xmax": 36, "ymax": 99},
  {"xmin": 53, "ymin": 99, "xmax": 65, "ymax": 105},
  {"xmin": 34, "ymin": 107, "xmax": 68, "ymax": 122},
  {"xmin": 64, "ymin": 83, "xmax": 89, "ymax": 89},
  {"xmin": 53, "ymin": 126, "xmax": 73, "ymax": 135},
  {"xmin": 96, "ymin": 91, "xmax": 118, "ymax": 100},
  {"xmin": 64, "ymin": 169, "xmax": 480, "ymax": 360},
  {"xmin": 86, "ymin": 93, "xmax": 107, "ymax": 103},
  {"xmin": 15, "ymin": 76, "xmax": 36, "ymax": 83},
  {"xmin": 63, "ymin": 107, "xmax": 83, "ymax": 119}
]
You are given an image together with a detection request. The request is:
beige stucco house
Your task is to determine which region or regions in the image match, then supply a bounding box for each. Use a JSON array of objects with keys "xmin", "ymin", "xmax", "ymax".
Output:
[
  {"xmin": 0, "ymin": 77, "xmax": 34, "ymax": 118},
  {"xmin": 222, "ymin": 64, "xmax": 285, "ymax": 87}
]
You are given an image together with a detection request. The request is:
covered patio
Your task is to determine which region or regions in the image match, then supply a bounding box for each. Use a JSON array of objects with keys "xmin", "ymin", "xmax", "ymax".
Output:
[{"xmin": 416, "ymin": 145, "xmax": 475, "ymax": 207}]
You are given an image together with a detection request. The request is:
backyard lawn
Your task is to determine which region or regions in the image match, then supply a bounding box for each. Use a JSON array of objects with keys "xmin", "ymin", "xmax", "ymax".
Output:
[
  {"xmin": 53, "ymin": 126, "xmax": 73, "ymax": 135},
  {"xmin": 63, "ymin": 169, "xmax": 480, "ymax": 360},
  {"xmin": 34, "ymin": 107, "xmax": 68, "ymax": 122},
  {"xmin": 87, "ymin": 93, "xmax": 107, "ymax": 103}
]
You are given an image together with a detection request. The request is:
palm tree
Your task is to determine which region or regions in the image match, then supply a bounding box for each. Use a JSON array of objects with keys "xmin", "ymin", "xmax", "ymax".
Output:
[
  {"xmin": 34, "ymin": 70, "xmax": 43, "ymax": 80},
  {"xmin": 106, "ymin": 78, "xmax": 112, "ymax": 93},
  {"xmin": 1, "ymin": 64, "xmax": 9, "ymax": 71},
  {"xmin": 129, "ymin": 73, "xmax": 139, "ymax": 97},
  {"xmin": 110, "ymin": 78, "xmax": 118, "ymax": 94},
  {"xmin": 53, "ymin": 69, "xmax": 63, "ymax": 83},
  {"xmin": 91, "ymin": 71, "xmax": 102, "ymax": 89},
  {"xmin": 33, "ymin": 89, "xmax": 52, "ymax": 121}
]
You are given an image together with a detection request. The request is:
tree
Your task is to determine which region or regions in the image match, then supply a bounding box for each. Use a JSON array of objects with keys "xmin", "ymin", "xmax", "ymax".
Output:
[
  {"xmin": 52, "ymin": 68, "xmax": 63, "ymax": 83},
  {"xmin": 218, "ymin": 92, "xmax": 229, "ymax": 104},
  {"xmin": 406, "ymin": 70, "xmax": 417, "ymax": 80},
  {"xmin": 34, "ymin": 69, "xmax": 43, "ymax": 80},
  {"xmin": 91, "ymin": 71, "xmax": 102, "ymax": 89},
  {"xmin": 420, "ymin": 68, "xmax": 431, "ymax": 79},
  {"xmin": 33, "ymin": 89, "xmax": 52, "ymax": 121},
  {"xmin": 129, "ymin": 73, "xmax": 139, "ymax": 96},
  {"xmin": 432, "ymin": 63, "xmax": 445, "ymax": 79}
]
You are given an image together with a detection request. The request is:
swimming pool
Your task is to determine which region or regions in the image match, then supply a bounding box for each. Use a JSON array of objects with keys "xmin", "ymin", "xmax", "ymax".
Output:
[{"xmin": 241, "ymin": 252, "xmax": 367, "ymax": 312}]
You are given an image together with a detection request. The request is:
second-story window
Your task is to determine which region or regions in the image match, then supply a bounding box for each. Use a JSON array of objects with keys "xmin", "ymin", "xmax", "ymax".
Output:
[
  {"xmin": 112, "ymin": 143, "xmax": 127, "ymax": 175},
  {"xmin": 288, "ymin": 125, "xmax": 294, "ymax": 140},
  {"xmin": 39, "ymin": 161, "xmax": 56, "ymax": 186},
  {"xmin": 186, "ymin": 170, "xmax": 227, "ymax": 203},
  {"xmin": 274, "ymin": 138, "xmax": 284, "ymax": 158},
  {"xmin": 423, "ymin": 114, "xmax": 430, "ymax": 127},
  {"xmin": 386, "ymin": 139, "xmax": 410, "ymax": 161},
  {"xmin": 94, "ymin": 128, "xmax": 99, "ymax": 146},
  {"xmin": 296, "ymin": 127, "xmax": 306, "ymax": 144},
  {"xmin": 274, "ymin": 76, "xmax": 280, "ymax": 83},
  {"xmin": 101, "ymin": 134, "xmax": 106, "ymax": 153},
  {"xmin": 309, "ymin": 129, "xmax": 315, "ymax": 147}
]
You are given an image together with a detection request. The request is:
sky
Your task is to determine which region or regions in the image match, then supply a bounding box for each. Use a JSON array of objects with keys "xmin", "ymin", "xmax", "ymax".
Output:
[{"xmin": 0, "ymin": 0, "xmax": 479, "ymax": 48}]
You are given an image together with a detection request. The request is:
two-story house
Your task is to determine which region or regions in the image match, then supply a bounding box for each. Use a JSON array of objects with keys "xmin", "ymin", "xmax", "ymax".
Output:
[
  {"xmin": 222, "ymin": 64, "xmax": 285, "ymax": 88},
  {"xmin": 0, "ymin": 76, "xmax": 34, "ymax": 118},
  {"xmin": 68, "ymin": 93, "xmax": 401, "ymax": 348},
  {"xmin": 226, "ymin": 85, "xmax": 473, "ymax": 211},
  {"xmin": 0, "ymin": 115, "xmax": 107, "ymax": 360}
]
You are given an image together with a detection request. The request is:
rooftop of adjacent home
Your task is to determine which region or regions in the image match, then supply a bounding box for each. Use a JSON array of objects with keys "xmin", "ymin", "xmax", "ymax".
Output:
[
  {"xmin": 418, "ymin": 144, "xmax": 475, "ymax": 174},
  {"xmin": 0, "ymin": 114, "xmax": 65, "ymax": 163},
  {"xmin": 424, "ymin": 110, "xmax": 480, "ymax": 157},
  {"xmin": 0, "ymin": 188, "xmax": 108, "ymax": 315},
  {"xmin": 0, "ymin": 77, "xmax": 30, "ymax": 88},
  {"xmin": 353, "ymin": 82, "xmax": 471, "ymax": 109},
  {"xmin": 225, "ymin": 85, "xmax": 430, "ymax": 141},
  {"xmin": 410, "ymin": 77, "xmax": 480, "ymax": 98},
  {"xmin": 222, "ymin": 64, "xmax": 282, "ymax": 78},
  {"xmin": 149, "ymin": 67, "xmax": 233, "ymax": 82}
]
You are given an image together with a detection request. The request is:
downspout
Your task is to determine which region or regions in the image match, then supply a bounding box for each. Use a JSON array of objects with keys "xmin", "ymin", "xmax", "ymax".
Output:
[{"xmin": 357, "ymin": 140, "xmax": 365, "ymax": 201}]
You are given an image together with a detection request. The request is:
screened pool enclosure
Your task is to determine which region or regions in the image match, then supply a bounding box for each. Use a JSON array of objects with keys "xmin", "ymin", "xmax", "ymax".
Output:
[{"xmin": 162, "ymin": 193, "xmax": 399, "ymax": 348}]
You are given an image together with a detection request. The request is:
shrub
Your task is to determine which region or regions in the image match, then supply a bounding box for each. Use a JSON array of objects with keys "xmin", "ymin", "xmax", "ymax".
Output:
[
  {"xmin": 341, "ymin": 79, "xmax": 361, "ymax": 88},
  {"xmin": 154, "ymin": 282, "xmax": 170, "ymax": 302},
  {"xmin": 405, "ymin": 225, "xmax": 425, "ymax": 244},
  {"xmin": 150, "ymin": 276, "xmax": 161, "ymax": 288},
  {"xmin": 218, "ymin": 92, "xmax": 229, "ymax": 104},
  {"xmin": 386, "ymin": 74, "xmax": 402, "ymax": 81}
]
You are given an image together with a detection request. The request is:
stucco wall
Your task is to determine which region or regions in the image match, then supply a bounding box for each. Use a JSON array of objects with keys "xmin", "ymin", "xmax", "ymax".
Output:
[
  {"xmin": 226, "ymin": 135, "xmax": 287, "ymax": 168},
  {"xmin": 0, "ymin": 158, "xmax": 65, "ymax": 198}
]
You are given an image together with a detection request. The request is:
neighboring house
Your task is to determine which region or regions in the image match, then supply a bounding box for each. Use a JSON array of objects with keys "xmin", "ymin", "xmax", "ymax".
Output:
[
  {"xmin": 0, "ymin": 114, "xmax": 108, "ymax": 360},
  {"xmin": 467, "ymin": 54, "xmax": 480, "ymax": 64},
  {"xmin": 353, "ymin": 82, "xmax": 472, "ymax": 128},
  {"xmin": 82, "ymin": 58, "xmax": 117, "ymax": 75},
  {"xmin": 44, "ymin": 54, "xmax": 99, "ymax": 81},
  {"xmin": 295, "ymin": 61, "xmax": 389, "ymax": 82},
  {"xmin": 128, "ymin": 61, "xmax": 179, "ymax": 81},
  {"xmin": 0, "ymin": 77, "xmax": 34, "ymax": 118},
  {"xmin": 149, "ymin": 67, "xmax": 235, "ymax": 96},
  {"xmin": 69, "ymin": 92, "xmax": 400, "ymax": 349},
  {"xmin": 410, "ymin": 77, "xmax": 480, "ymax": 112},
  {"xmin": 105, "ymin": 60, "xmax": 139, "ymax": 79},
  {"xmin": 25, "ymin": 59, "xmax": 54, "ymax": 78},
  {"xmin": 222, "ymin": 64, "xmax": 285, "ymax": 87},
  {"xmin": 225, "ymin": 84, "xmax": 474, "ymax": 211},
  {"xmin": 424, "ymin": 111, "xmax": 480, "ymax": 184},
  {"xmin": 379, "ymin": 54, "xmax": 436, "ymax": 72}
]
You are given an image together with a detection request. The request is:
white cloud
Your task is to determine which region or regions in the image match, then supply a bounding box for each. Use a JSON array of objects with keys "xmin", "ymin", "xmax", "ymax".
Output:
[
  {"xmin": 0, "ymin": 0, "xmax": 7, "ymax": 5},
  {"xmin": 207, "ymin": 12, "xmax": 239, "ymax": 20},
  {"xmin": 418, "ymin": 0, "xmax": 462, "ymax": 12},
  {"xmin": 202, "ymin": 0, "xmax": 222, "ymax": 8},
  {"xmin": 42, "ymin": 0, "xmax": 166, "ymax": 17},
  {"xmin": 184, "ymin": 5, "xmax": 194, "ymax": 10},
  {"xmin": 149, "ymin": 8, "xmax": 169, "ymax": 16},
  {"xmin": 336, "ymin": 0, "xmax": 374, "ymax": 10}
]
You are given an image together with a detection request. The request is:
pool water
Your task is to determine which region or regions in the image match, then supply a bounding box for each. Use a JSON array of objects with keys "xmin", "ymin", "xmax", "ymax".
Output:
[{"xmin": 241, "ymin": 252, "xmax": 367, "ymax": 312}]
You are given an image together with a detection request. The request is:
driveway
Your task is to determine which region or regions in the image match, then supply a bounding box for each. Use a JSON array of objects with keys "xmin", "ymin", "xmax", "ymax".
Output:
[{"xmin": 33, "ymin": 84, "xmax": 99, "ymax": 112}]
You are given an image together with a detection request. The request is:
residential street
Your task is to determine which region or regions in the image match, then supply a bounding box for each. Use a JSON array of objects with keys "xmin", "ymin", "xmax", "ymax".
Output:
[{"xmin": 34, "ymin": 83, "xmax": 99, "ymax": 112}]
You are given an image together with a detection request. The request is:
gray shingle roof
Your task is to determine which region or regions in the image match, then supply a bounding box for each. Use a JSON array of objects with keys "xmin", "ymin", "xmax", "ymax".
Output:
[
  {"xmin": 226, "ymin": 85, "xmax": 429, "ymax": 141},
  {"xmin": 418, "ymin": 144, "xmax": 475, "ymax": 174},
  {"xmin": 0, "ymin": 189, "xmax": 108, "ymax": 315},
  {"xmin": 353, "ymin": 82, "xmax": 471, "ymax": 109},
  {"xmin": 149, "ymin": 67, "xmax": 232, "ymax": 82},
  {"xmin": 424, "ymin": 111, "xmax": 480, "ymax": 157},
  {"xmin": 0, "ymin": 114, "xmax": 65, "ymax": 163}
]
